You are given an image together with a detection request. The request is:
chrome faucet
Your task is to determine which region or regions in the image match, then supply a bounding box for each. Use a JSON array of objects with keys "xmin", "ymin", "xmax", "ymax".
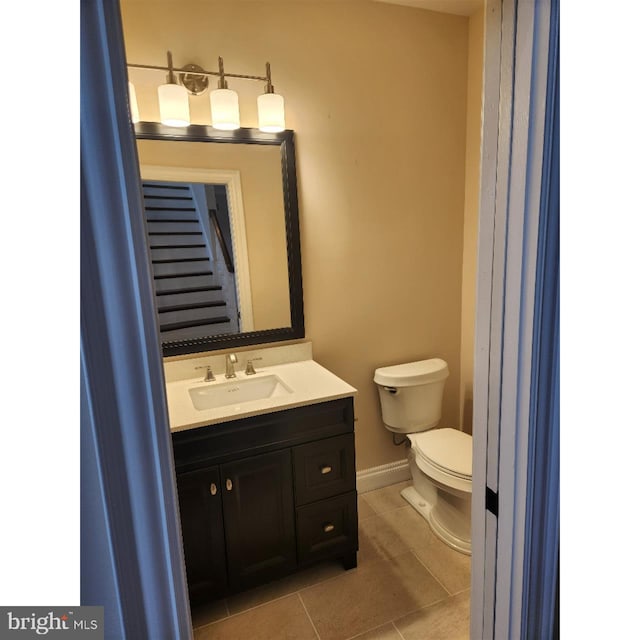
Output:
[{"xmin": 225, "ymin": 353, "xmax": 238, "ymax": 379}]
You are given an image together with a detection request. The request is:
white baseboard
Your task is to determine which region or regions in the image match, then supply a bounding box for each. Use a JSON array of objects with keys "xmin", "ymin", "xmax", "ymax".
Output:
[{"xmin": 356, "ymin": 459, "xmax": 410, "ymax": 494}]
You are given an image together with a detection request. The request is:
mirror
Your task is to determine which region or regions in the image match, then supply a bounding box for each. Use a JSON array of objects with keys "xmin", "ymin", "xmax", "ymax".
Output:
[{"xmin": 134, "ymin": 123, "xmax": 304, "ymax": 357}]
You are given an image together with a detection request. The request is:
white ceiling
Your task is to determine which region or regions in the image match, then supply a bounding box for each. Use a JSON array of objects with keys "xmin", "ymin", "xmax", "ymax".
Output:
[{"xmin": 374, "ymin": 0, "xmax": 484, "ymax": 17}]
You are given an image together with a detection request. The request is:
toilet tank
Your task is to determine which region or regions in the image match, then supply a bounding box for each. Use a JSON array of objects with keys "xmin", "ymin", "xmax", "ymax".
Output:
[{"xmin": 373, "ymin": 359, "xmax": 449, "ymax": 433}]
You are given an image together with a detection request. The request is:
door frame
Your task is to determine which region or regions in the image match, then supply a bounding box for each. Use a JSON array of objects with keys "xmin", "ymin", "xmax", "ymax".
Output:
[
  {"xmin": 470, "ymin": 0, "xmax": 559, "ymax": 637},
  {"xmin": 81, "ymin": 1, "xmax": 193, "ymax": 636}
]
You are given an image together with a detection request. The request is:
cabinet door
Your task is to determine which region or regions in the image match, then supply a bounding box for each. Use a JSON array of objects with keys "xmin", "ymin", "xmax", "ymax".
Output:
[
  {"xmin": 176, "ymin": 466, "xmax": 227, "ymax": 604},
  {"xmin": 221, "ymin": 449, "xmax": 296, "ymax": 591}
]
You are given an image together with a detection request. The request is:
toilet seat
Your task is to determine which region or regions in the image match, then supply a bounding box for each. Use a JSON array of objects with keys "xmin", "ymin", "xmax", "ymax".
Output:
[
  {"xmin": 408, "ymin": 428, "xmax": 472, "ymax": 493},
  {"xmin": 413, "ymin": 428, "xmax": 472, "ymax": 477}
]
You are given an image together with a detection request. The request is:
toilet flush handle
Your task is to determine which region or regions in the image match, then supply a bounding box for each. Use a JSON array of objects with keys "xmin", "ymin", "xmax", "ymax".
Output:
[{"xmin": 383, "ymin": 386, "xmax": 398, "ymax": 395}]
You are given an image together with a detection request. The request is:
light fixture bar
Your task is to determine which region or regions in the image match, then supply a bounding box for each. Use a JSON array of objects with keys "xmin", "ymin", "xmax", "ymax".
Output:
[
  {"xmin": 165, "ymin": 51, "xmax": 177, "ymax": 84},
  {"xmin": 265, "ymin": 62, "xmax": 274, "ymax": 93},
  {"xmin": 127, "ymin": 61, "xmax": 269, "ymax": 83}
]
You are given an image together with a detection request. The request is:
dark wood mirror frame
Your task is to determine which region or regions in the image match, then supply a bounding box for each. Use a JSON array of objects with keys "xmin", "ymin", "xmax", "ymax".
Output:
[{"xmin": 134, "ymin": 122, "xmax": 304, "ymax": 357}]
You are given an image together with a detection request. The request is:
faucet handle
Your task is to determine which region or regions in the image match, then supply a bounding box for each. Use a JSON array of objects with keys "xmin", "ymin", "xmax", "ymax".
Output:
[
  {"xmin": 195, "ymin": 365, "xmax": 215, "ymax": 381},
  {"xmin": 245, "ymin": 357, "xmax": 263, "ymax": 375}
]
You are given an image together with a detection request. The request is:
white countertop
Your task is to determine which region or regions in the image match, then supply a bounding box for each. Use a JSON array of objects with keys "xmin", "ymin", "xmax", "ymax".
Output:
[{"xmin": 166, "ymin": 359, "xmax": 357, "ymax": 433}]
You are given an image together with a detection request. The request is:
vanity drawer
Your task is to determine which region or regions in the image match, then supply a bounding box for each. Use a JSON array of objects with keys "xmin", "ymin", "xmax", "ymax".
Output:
[
  {"xmin": 296, "ymin": 492, "xmax": 357, "ymax": 565},
  {"xmin": 293, "ymin": 434, "xmax": 355, "ymax": 506}
]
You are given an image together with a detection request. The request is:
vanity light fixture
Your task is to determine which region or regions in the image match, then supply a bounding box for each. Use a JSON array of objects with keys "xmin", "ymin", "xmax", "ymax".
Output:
[
  {"xmin": 257, "ymin": 63, "xmax": 286, "ymax": 133},
  {"xmin": 127, "ymin": 51, "xmax": 286, "ymax": 132},
  {"xmin": 157, "ymin": 51, "xmax": 191, "ymax": 127},
  {"xmin": 210, "ymin": 57, "xmax": 240, "ymax": 131}
]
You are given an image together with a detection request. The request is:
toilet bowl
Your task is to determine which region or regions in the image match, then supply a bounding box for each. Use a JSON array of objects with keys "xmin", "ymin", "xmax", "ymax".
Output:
[{"xmin": 374, "ymin": 359, "xmax": 473, "ymax": 555}]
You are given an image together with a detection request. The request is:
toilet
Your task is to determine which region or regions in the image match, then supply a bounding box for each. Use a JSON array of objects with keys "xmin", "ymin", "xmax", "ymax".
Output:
[{"xmin": 374, "ymin": 358, "xmax": 472, "ymax": 555}]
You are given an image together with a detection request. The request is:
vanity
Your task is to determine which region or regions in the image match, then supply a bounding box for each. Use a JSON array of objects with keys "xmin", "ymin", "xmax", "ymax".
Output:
[
  {"xmin": 134, "ymin": 122, "xmax": 359, "ymax": 605},
  {"xmin": 166, "ymin": 349, "xmax": 358, "ymax": 605}
]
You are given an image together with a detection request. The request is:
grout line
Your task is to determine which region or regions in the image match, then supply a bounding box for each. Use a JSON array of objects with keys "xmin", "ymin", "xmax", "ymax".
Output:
[
  {"xmin": 410, "ymin": 550, "xmax": 454, "ymax": 596},
  {"xmin": 341, "ymin": 614, "xmax": 411, "ymax": 640},
  {"xmin": 192, "ymin": 618, "xmax": 220, "ymax": 633},
  {"xmin": 360, "ymin": 483, "xmax": 409, "ymax": 505},
  {"xmin": 221, "ymin": 565, "xmax": 352, "ymax": 622},
  {"xmin": 297, "ymin": 592, "xmax": 321, "ymax": 640},
  {"xmin": 226, "ymin": 591, "xmax": 297, "ymax": 619},
  {"xmin": 392, "ymin": 620, "xmax": 407, "ymax": 640},
  {"xmin": 385, "ymin": 595, "xmax": 451, "ymax": 636},
  {"xmin": 192, "ymin": 618, "xmax": 219, "ymax": 633},
  {"xmin": 191, "ymin": 600, "xmax": 229, "ymax": 631},
  {"xmin": 295, "ymin": 568, "xmax": 355, "ymax": 594},
  {"xmin": 391, "ymin": 578, "xmax": 473, "ymax": 625},
  {"xmin": 365, "ymin": 501, "xmax": 413, "ymax": 518},
  {"xmin": 195, "ymin": 591, "xmax": 297, "ymax": 631}
]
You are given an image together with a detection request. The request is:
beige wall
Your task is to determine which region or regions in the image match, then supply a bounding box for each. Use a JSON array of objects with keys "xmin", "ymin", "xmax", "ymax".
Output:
[
  {"xmin": 459, "ymin": 6, "xmax": 484, "ymax": 435},
  {"xmin": 136, "ymin": 139, "xmax": 290, "ymax": 331},
  {"xmin": 122, "ymin": 0, "xmax": 470, "ymax": 470}
]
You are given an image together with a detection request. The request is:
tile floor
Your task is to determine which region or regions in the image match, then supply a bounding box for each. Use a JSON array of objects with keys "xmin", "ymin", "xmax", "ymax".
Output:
[{"xmin": 192, "ymin": 481, "xmax": 470, "ymax": 640}]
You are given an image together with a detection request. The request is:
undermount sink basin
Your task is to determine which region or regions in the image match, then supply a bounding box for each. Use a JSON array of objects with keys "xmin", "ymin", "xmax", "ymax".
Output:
[{"xmin": 189, "ymin": 374, "xmax": 293, "ymax": 411}]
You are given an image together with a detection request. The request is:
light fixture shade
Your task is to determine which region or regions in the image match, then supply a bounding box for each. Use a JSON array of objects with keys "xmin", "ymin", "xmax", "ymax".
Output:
[
  {"xmin": 210, "ymin": 88, "xmax": 240, "ymax": 130},
  {"xmin": 128, "ymin": 81, "xmax": 140, "ymax": 123},
  {"xmin": 257, "ymin": 93, "xmax": 285, "ymax": 132},
  {"xmin": 157, "ymin": 83, "xmax": 190, "ymax": 127}
]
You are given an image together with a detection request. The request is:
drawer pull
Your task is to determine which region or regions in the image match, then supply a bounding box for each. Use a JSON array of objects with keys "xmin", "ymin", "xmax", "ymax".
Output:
[
  {"xmin": 323, "ymin": 523, "xmax": 335, "ymax": 534},
  {"xmin": 210, "ymin": 483, "xmax": 217, "ymax": 496},
  {"xmin": 226, "ymin": 478, "xmax": 233, "ymax": 491},
  {"xmin": 320, "ymin": 465, "xmax": 333, "ymax": 475}
]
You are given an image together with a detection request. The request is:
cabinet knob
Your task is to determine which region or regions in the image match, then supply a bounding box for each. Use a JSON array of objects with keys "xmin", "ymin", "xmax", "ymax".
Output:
[
  {"xmin": 226, "ymin": 478, "xmax": 233, "ymax": 491},
  {"xmin": 323, "ymin": 523, "xmax": 335, "ymax": 533},
  {"xmin": 320, "ymin": 465, "xmax": 332, "ymax": 475},
  {"xmin": 210, "ymin": 483, "xmax": 217, "ymax": 496}
]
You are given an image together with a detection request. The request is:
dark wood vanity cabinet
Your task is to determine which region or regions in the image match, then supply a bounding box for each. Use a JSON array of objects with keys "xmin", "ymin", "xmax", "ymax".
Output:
[
  {"xmin": 221, "ymin": 449, "xmax": 297, "ymax": 591},
  {"xmin": 172, "ymin": 397, "xmax": 358, "ymax": 605}
]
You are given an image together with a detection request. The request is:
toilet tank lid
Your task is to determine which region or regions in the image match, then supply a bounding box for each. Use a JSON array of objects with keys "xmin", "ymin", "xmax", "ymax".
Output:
[{"xmin": 374, "ymin": 358, "xmax": 449, "ymax": 387}]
